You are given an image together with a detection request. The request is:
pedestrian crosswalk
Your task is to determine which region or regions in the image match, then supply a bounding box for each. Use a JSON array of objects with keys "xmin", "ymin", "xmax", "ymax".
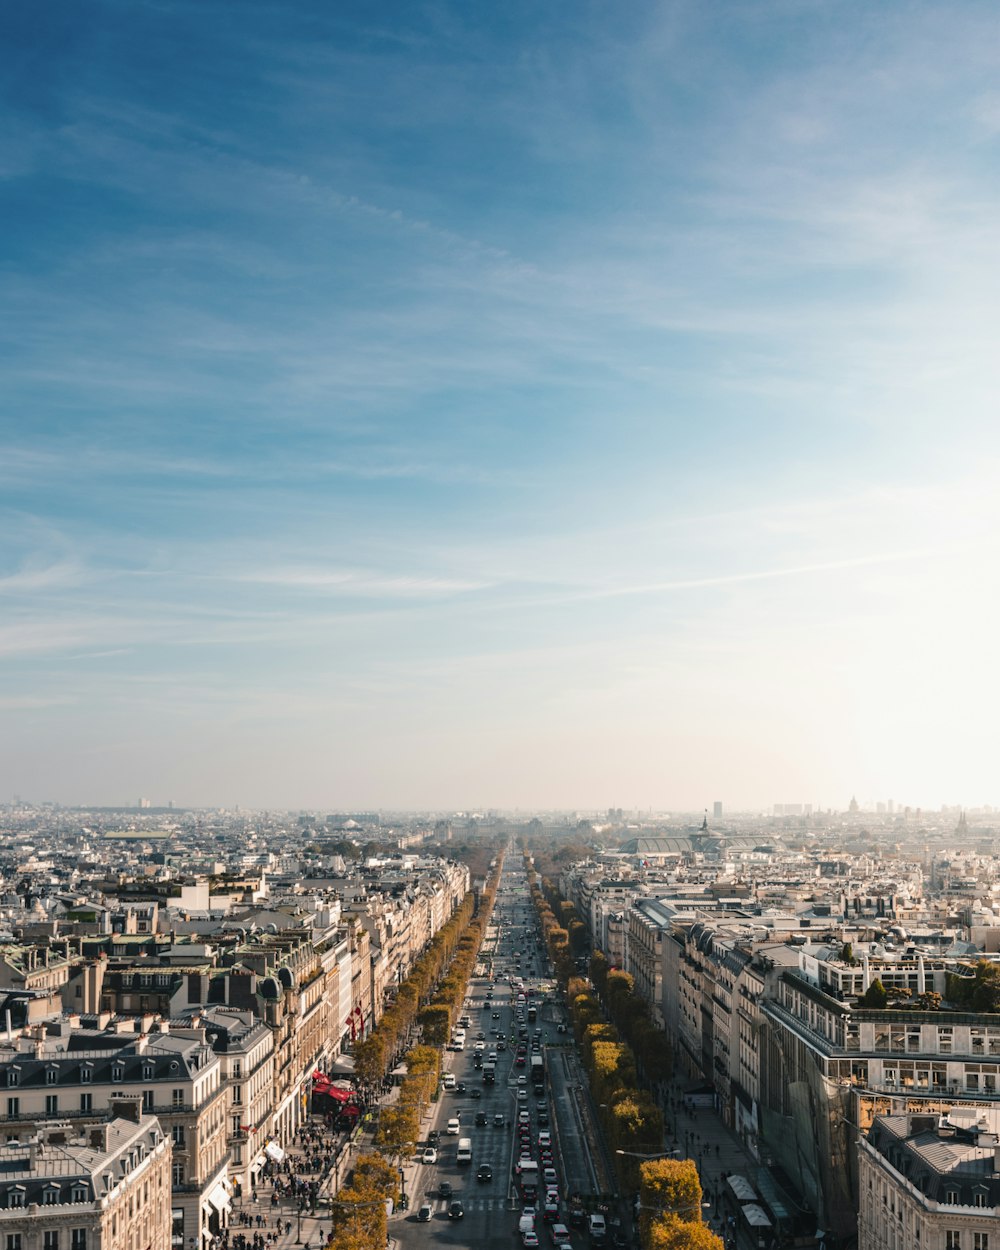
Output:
[{"xmin": 426, "ymin": 1196, "xmax": 517, "ymax": 1213}]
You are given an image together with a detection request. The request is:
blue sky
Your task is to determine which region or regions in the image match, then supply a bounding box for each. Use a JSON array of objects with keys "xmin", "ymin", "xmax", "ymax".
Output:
[{"xmin": 3, "ymin": 1, "xmax": 1000, "ymax": 811}]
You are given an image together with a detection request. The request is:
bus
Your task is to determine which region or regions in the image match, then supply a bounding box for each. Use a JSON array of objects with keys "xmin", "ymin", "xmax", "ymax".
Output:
[{"xmin": 530, "ymin": 1054, "xmax": 544, "ymax": 1088}]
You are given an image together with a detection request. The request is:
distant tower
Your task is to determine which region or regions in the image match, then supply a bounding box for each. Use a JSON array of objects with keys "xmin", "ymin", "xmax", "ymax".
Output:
[
  {"xmin": 956, "ymin": 810, "xmax": 969, "ymax": 837},
  {"xmin": 849, "ymin": 795, "xmax": 859, "ymax": 814},
  {"xmin": 713, "ymin": 801, "xmax": 723, "ymax": 819}
]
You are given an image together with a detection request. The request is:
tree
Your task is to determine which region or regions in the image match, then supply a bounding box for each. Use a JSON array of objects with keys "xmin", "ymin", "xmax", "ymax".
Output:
[
  {"xmin": 648, "ymin": 1217, "xmax": 724, "ymax": 1250},
  {"xmin": 418, "ymin": 1004, "xmax": 451, "ymax": 1046},
  {"xmin": 860, "ymin": 979, "xmax": 888, "ymax": 1009},
  {"xmin": 638, "ymin": 1158, "xmax": 704, "ymax": 1247}
]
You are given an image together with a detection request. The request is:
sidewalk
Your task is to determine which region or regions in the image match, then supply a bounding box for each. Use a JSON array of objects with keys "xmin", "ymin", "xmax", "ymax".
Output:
[{"xmin": 655, "ymin": 1077, "xmax": 758, "ymax": 1250}]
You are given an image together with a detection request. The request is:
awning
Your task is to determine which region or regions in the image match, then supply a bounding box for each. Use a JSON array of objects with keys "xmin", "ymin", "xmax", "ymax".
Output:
[
  {"xmin": 207, "ymin": 1184, "xmax": 231, "ymax": 1213},
  {"xmin": 265, "ymin": 1141, "xmax": 285, "ymax": 1162},
  {"xmin": 742, "ymin": 1204, "xmax": 773, "ymax": 1229},
  {"xmin": 328, "ymin": 1055, "xmax": 355, "ymax": 1075},
  {"xmin": 726, "ymin": 1174, "xmax": 757, "ymax": 1203}
]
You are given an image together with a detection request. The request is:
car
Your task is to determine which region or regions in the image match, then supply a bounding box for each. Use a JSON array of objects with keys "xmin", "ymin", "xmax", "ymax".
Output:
[
  {"xmin": 443, "ymin": 1073, "xmax": 456, "ymax": 1089},
  {"xmin": 589, "ymin": 1213, "xmax": 607, "ymax": 1242},
  {"xmin": 518, "ymin": 1089, "xmax": 528, "ymax": 1100},
  {"xmin": 427, "ymin": 1130, "xmax": 440, "ymax": 1144},
  {"xmin": 521, "ymin": 1234, "xmax": 539, "ymax": 1248},
  {"xmin": 422, "ymin": 1147, "xmax": 438, "ymax": 1164},
  {"xmin": 448, "ymin": 1199, "xmax": 465, "ymax": 1220},
  {"xmin": 416, "ymin": 1202, "xmax": 433, "ymax": 1222},
  {"xmin": 543, "ymin": 1201, "xmax": 559, "ymax": 1223},
  {"xmin": 474, "ymin": 1041, "xmax": 485, "ymax": 1051},
  {"xmin": 492, "ymin": 1010, "xmax": 501, "ymax": 1019},
  {"xmin": 538, "ymin": 1131, "xmax": 551, "ymax": 1146},
  {"xmin": 497, "ymin": 1039, "xmax": 507, "ymax": 1050},
  {"xmin": 568, "ymin": 1205, "xmax": 587, "ymax": 1229},
  {"xmin": 446, "ymin": 1118, "xmax": 460, "ymax": 1134},
  {"xmin": 455, "ymin": 1082, "xmax": 467, "ymax": 1094},
  {"xmin": 543, "ymin": 1168, "xmax": 558, "ymax": 1186},
  {"xmin": 550, "ymin": 1224, "xmax": 572, "ymax": 1245},
  {"xmin": 487, "ymin": 1052, "xmax": 497, "ymax": 1062},
  {"xmin": 470, "ymin": 1088, "xmax": 482, "ymax": 1099},
  {"xmin": 476, "ymin": 1163, "xmax": 493, "ymax": 1183},
  {"xmin": 475, "ymin": 1111, "xmax": 489, "ymax": 1127},
  {"xmin": 493, "ymin": 1112, "xmax": 505, "ymax": 1127},
  {"xmin": 517, "ymin": 1075, "xmax": 527, "ymax": 1085},
  {"xmin": 438, "ymin": 1180, "xmax": 453, "ymax": 1199},
  {"xmin": 477, "ymin": 1031, "xmax": 486, "ymax": 1040},
  {"xmin": 518, "ymin": 1110, "xmax": 530, "ymax": 1123}
]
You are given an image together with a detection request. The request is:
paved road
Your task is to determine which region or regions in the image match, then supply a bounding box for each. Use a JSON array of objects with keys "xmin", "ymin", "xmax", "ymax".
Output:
[{"xmin": 393, "ymin": 868, "xmax": 588, "ymax": 1250}]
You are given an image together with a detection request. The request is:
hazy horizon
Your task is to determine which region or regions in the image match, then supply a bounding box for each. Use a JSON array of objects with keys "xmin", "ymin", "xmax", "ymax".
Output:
[{"xmin": 4, "ymin": 3, "xmax": 1000, "ymax": 812}]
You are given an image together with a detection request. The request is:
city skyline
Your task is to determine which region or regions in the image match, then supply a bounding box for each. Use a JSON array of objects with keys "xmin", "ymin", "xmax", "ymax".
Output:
[{"xmin": 3, "ymin": 2, "xmax": 1000, "ymax": 811}]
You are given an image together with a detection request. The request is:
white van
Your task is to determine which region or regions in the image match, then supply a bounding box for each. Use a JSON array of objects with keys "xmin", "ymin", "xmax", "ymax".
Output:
[{"xmin": 456, "ymin": 1137, "xmax": 473, "ymax": 1165}]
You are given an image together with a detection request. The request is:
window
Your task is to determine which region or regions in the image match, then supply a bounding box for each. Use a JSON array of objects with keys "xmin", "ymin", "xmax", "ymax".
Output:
[
  {"xmin": 44, "ymin": 1234, "xmax": 59, "ymax": 1250},
  {"xmin": 6, "ymin": 1235, "xmax": 22, "ymax": 1250},
  {"xmin": 45, "ymin": 1094, "xmax": 58, "ymax": 1116},
  {"xmin": 974, "ymin": 1235, "xmax": 989, "ymax": 1250},
  {"xmin": 43, "ymin": 1187, "xmax": 60, "ymax": 1205},
  {"xmin": 111, "ymin": 1066, "xmax": 123, "ymax": 1083},
  {"xmin": 975, "ymin": 1192, "xmax": 989, "ymax": 1207},
  {"xmin": 7, "ymin": 1191, "xmax": 24, "ymax": 1209},
  {"xmin": 171, "ymin": 1089, "xmax": 184, "ymax": 1108},
  {"xmin": 143, "ymin": 1064, "xmax": 154, "ymax": 1080},
  {"xmin": 232, "ymin": 1087, "xmax": 242, "ymax": 1104},
  {"xmin": 5, "ymin": 1071, "xmax": 17, "ymax": 1088},
  {"xmin": 80, "ymin": 1093, "xmax": 92, "ymax": 1113},
  {"xmin": 232, "ymin": 1063, "xmax": 242, "ymax": 1079},
  {"xmin": 46, "ymin": 1068, "xmax": 58, "ymax": 1085},
  {"xmin": 5, "ymin": 1098, "xmax": 18, "ymax": 1118},
  {"xmin": 947, "ymin": 1232, "xmax": 962, "ymax": 1249},
  {"xmin": 79, "ymin": 1067, "xmax": 91, "ymax": 1084},
  {"xmin": 70, "ymin": 1232, "xmax": 86, "ymax": 1250},
  {"xmin": 171, "ymin": 1125, "xmax": 185, "ymax": 1148},
  {"xmin": 71, "ymin": 1188, "xmax": 87, "ymax": 1203},
  {"xmin": 946, "ymin": 1191, "xmax": 960, "ymax": 1204},
  {"xmin": 939, "ymin": 1028, "xmax": 953, "ymax": 1054},
  {"xmin": 172, "ymin": 1164, "xmax": 185, "ymax": 1186},
  {"xmin": 142, "ymin": 1090, "xmax": 154, "ymax": 1112}
]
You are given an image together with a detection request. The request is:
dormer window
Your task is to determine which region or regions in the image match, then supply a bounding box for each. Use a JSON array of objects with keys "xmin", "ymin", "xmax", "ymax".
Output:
[
  {"xmin": 80, "ymin": 1065, "xmax": 92, "ymax": 1083},
  {"xmin": 46, "ymin": 1068, "xmax": 59, "ymax": 1085},
  {"xmin": 5, "ymin": 1070, "xmax": 17, "ymax": 1088},
  {"xmin": 42, "ymin": 1186, "xmax": 60, "ymax": 1205},
  {"xmin": 111, "ymin": 1065, "xmax": 124, "ymax": 1083},
  {"xmin": 7, "ymin": 1188, "xmax": 24, "ymax": 1208},
  {"xmin": 142, "ymin": 1064, "xmax": 154, "ymax": 1081},
  {"xmin": 71, "ymin": 1186, "xmax": 87, "ymax": 1203}
]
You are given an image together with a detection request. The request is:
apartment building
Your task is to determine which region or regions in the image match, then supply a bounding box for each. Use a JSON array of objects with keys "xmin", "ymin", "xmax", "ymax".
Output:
[
  {"xmin": 0, "ymin": 1023, "xmax": 228, "ymax": 1250},
  {"xmin": 858, "ymin": 1108, "xmax": 1000, "ymax": 1250},
  {"xmin": 0, "ymin": 1110, "xmax": 171, "ymax": 1250}
]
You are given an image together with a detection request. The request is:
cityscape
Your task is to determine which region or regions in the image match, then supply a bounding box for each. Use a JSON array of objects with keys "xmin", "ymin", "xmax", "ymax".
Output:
[
  {"xmin": 0, "ymin": 802, "xmax": 998, "ymax": 1249},
  {"xmin": 4, "ymin": 4, "xmax": 998, "ymax": 1250}
]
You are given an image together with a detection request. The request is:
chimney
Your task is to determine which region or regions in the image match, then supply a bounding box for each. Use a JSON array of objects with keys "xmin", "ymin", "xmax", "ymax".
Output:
[
  {"xmin": 109, "ymin": 1097, "xmax": 142, "ymax": 1124},
  {"xmin": 89, "ymin": 1125, "xmax": 111, "ymax": 1153}
]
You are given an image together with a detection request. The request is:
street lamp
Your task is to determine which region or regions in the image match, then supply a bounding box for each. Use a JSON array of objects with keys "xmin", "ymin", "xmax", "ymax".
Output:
[
  {"xmin": 615, "ymin": 1149, "xmax": 681, "ymax": 1160},
  {"xmin": 295, "ymin": 1200, "xmax": 305, "ymax": 1245}
]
